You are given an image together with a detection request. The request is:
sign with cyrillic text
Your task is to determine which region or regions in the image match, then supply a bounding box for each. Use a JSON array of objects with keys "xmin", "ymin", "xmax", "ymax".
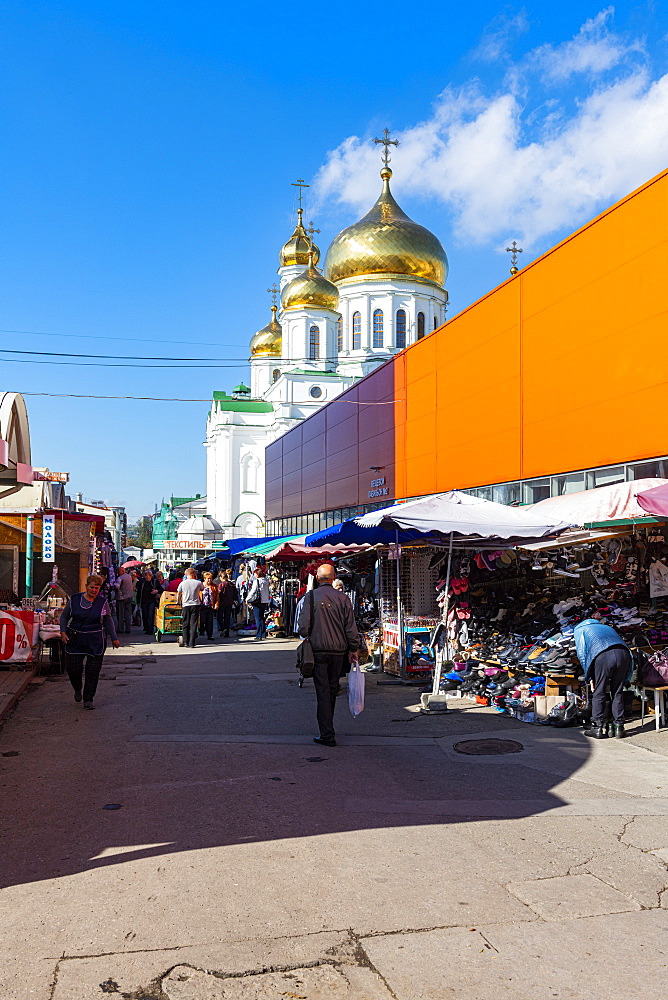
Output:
[{"xmin": 42, "ymin": 514, "xmax": 55, "ymax": 562}]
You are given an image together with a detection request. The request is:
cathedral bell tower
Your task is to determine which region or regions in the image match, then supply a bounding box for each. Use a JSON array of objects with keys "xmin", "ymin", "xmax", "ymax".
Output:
[{"xmin": 280, "ymin": 248, "xmax": 340, "ymax": 369}]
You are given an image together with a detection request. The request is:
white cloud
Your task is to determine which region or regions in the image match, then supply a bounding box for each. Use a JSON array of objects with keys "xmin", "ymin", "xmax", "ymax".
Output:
[
  {"xmin": 473, "ymin": 8, "xmax": 530, "ymax": 63},
  {"xmin": 530, "ymin": 7, "xmax": 643, "ymax": 82},
  {"xmin": 313, "ymin": 10, "xmax": 668, "ymax": 249}
]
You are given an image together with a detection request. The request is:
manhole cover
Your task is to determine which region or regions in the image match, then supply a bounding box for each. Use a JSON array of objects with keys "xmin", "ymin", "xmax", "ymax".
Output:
[{"xmin": 453, "ymin": 738, "xmax": 524, "ymax": 756}]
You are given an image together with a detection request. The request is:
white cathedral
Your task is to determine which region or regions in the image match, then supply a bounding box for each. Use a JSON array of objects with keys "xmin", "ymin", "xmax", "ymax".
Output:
[{"xmin": 205, "ymin": 143, "xmax": 449, "ymax": 539}]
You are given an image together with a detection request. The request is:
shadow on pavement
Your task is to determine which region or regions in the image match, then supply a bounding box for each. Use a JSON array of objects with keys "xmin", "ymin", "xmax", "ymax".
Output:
[{"xmin": 0, "ymin": 636, "xmax": 594, "ymax": 891}]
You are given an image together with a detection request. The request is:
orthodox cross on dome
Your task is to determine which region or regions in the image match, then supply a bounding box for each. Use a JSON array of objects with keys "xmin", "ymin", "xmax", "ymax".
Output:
[
  {"xmin": 291, "ymin": 178, "xmax": 310, "ymax": 210},
  {"xmin": 266, "ymin": 284, "xmax": 279, "ymax": 306},
  {"xmin": 505, "ymin": 240, "xmax": 523, "ymax": 275},
  {"xmin": 306, "ymin": 221, "xmax": 320, "ymax": 243},
  {"xmin": 373, "ymin": 128, "xmax": 399, "ymax": 166}
]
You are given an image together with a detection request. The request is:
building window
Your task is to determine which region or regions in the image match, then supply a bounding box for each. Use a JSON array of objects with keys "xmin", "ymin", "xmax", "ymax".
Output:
[
  {"xmin": 396, "ymin": 309, "xmax": 406, "ymax": 349},
  {"xmin": 433, "ymin": 315, "xmax": 438, "ymax": 330},
  {"xmin": 628, "ymin": 460, "xmax": 666, "ymax": 480},
  {"xmin": 522, "ymin": 478, "xmax": 550, "ymax": 504},
  {"xmin": 352, "ymin": 311, "xmax": 361, "ymax": 350},
  {"xmin": 337, "ymin": 315, "xmax": 343, "ymax": 352},
  {"xmin": 417, "ymin": 312, "xmax": 425, "ymax": 339},
  {"xmin": 241, "ymin": 454, "xmax": 259, "ymax": 494},
  {"xmin": 272, "ymin": 368, "xmax": 280, "ymax": 382},
  {"xmin": 309, "ymin": 324, "xmax": 320, "ymax": 360},
  {"xmin": 586, "ymin": 466, "xmax": 625, "ymax": 489},
  {"xmin": 309, "ymin": 385, "xmax": 322, "ymax": 399},
  {"xmin": 554, "ymin": 473, "xmax": 585, "ymax": 495},
  {"xmin": 492, "ymin": 483, "xmax": 520, "ymax": 505},
  {"xmin": 372, "ymin": 309, "xmax": 383, "ymax": 348}
]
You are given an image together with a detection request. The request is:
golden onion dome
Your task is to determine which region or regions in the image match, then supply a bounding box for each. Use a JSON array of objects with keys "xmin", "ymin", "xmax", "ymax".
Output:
[
  {"xmin": 280, "ymin": 208, "xmax": 320, "ymax": 268},
  {"xmin": 249, "ymin": 304, "xmax": 282, "ymax": 358},
  {"xmin": 324, "ymin": 166, "xmax": 447, "ymax": 286},
  {"xmin": 281, "ymin": 252, "xmax": 340, "ymax": 312}
]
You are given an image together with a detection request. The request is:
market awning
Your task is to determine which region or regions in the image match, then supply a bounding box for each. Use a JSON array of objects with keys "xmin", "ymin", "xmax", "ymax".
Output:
[
  {"xmin": 306, "ymin": 491, "xmax": 572, "ymax": 548},
  {"xmin": 636, "ymin": 481, "xmax": 668, "ymax": 518},
  {"xmin": 355, "ymin": 490, "xmax": 573, "ymax": 543},
  {"xmin": 240, "ymin": 534, "xmax": 371, "ymax": 561},
  {"xmin": 217, "ymin": 536, "xmax": 285, "ymax": 557},
  {"xmin": 516, "ymin": 527, "xmax": 632, "ymax": 552},
  {"xmin": 530, "ymin": 478, "xmax": 668, "ymax": 525}
]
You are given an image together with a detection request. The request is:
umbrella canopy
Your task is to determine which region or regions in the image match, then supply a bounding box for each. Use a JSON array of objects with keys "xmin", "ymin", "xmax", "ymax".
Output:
[
  {"xmin": 636, "ymin": 481, "xmax": 668, "ymax": 518},
  {"xmin": 355, "ymin": 490, "xmax": 573, "ymax": 542},
  {"xmin": 530, "ymin": 478, "xmax": 668, "ymax": 525},
  {"xmin": 306, "ymin": 491, "xmax": 572, "ymax": 547},
  {"xmin": 120, "ymin": 559, "xmax": 144, "ymax": 570}
]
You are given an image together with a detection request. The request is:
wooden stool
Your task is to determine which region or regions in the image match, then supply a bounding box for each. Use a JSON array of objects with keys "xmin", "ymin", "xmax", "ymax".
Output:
[{"xmin": 641, "ymin": 686, "xmax": 668, "ymax": 731}]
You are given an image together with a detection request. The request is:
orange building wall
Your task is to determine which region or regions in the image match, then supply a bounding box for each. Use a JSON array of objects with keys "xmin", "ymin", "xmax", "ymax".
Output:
[{"xmin": 266, "ymin": 168, "xmax": 668, "ymax": 520}]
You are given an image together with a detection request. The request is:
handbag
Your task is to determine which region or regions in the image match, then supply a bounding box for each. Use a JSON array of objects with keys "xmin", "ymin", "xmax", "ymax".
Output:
[
  {"xmin": 296, "ymin": 590, "xmax": 315, "ymax": 678},
  {"xmin": 638, "ymin": 648, "xmax": 668, "ymax": 687},
  {"xmin": 357, "ymin": 632, "xmax": 371, "ymax": 665}
]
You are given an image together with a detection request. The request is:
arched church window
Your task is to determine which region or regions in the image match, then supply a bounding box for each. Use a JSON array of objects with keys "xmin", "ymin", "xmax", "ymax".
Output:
[
  {"xmin": 241, "ymin": 453, "xmax": 259, "ymax": 494},
  {"xmin": 417, "ymin": 312, "xmax": 425, "ymax": 340},
  {"xmin": 272, "ymin": 368, "xmax": 280, "ymax": 382},
  {"xmin": 372, "ymin": 309, "xmax": 383, "ymax": 348},
  {"xmin": 309, "ymin": 324, "xmax": 320, "ymax": 360},
  {"xmin": 395, "ymin": 309, "xmax": 406, "ymax": 349},
  {"xmin": 352, "ymin": 311, "xmax": 361, "ymax": 350},
  {"xmin": 337, "ymin": 315, "xmax": 343, "ymax": 353}
]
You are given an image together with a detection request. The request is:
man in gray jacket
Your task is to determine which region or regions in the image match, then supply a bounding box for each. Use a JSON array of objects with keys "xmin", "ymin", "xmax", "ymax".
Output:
[{"xmin": 296, "ymin": 564, "xmax": 361, "ymax": 746}]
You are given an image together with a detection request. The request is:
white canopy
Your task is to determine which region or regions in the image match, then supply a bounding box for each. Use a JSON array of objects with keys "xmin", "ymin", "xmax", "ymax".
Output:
[
  {"xmin": 355, "ymin": 490, "xmax": 573, "ymax": 542},
  {"xmin": 529, "ymin": 478, "xmax": 668, "ymax": 525}
]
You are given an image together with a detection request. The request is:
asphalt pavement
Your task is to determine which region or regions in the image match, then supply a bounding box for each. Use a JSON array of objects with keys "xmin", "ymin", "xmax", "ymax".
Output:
[{"xmin": 1, "ymin": 629, "xmax": 667, "ymax": 999}]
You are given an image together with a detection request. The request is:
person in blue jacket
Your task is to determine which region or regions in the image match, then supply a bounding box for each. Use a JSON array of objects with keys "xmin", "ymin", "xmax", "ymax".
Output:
[{"xmin": 574, "ymin": 615, "xmax": 632, "ymax": 739}]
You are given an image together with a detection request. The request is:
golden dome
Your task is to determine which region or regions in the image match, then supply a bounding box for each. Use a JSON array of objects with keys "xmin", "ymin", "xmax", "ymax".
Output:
[
  {"xmin": 249, "ymin": 305, "xmax": 282, "ymax": 358},
  {"xmin": 324, "ymin": 167, "xmax": 447, "ymax": 286},
  {"xmin": 280, "ymin": 208, "xmax": 320, "ymax": 268},
  {"xmin": 281, "ymin": 253, "xmax": 340, "ymax": 312}
]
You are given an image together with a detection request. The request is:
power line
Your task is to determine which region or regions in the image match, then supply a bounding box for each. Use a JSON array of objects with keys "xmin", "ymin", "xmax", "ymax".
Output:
[
  {"xmin": 0, "ymin": 352, "xmax": 396, "ymax": 369},
  {"xmin": 21, "ymin": 391, "xmax": 402, "ymax": 405},
  {"xmin": 0, "ymin": 326, "xmax": 237, "ymax": 349}
]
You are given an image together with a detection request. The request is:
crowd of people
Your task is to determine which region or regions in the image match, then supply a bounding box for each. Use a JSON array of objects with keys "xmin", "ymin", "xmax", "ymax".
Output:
[{"xmin": 89, "ymin": 561, "xmax": 274, "ymax": 646}]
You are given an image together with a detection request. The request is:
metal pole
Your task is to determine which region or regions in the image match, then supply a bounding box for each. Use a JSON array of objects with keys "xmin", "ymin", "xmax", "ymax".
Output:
[
  {"xmin": 431, "ymin": 532, "xmax": 453, "ymax": 697},
  {"xmin": 395, "ymin": 529, "xmax": 406, "ymax": 679},
  {"xmin": 25, "ymin": 514, "xmax": 34, "ymax": 598}
]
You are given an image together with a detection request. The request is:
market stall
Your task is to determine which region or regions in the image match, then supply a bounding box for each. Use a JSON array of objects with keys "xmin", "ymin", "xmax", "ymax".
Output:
[
  {"xmin": 308, "ymin": 491, "xmax": 572, "ymax": 687},
  {"xmin": 418, "ymin": 481, "xmax": 668, "ymax": 727}
]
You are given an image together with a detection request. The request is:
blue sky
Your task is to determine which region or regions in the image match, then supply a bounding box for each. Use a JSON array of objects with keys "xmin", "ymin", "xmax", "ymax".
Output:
[{"xmin": 1, "ymin": 1, "xmax": 667, "ymax": 518}]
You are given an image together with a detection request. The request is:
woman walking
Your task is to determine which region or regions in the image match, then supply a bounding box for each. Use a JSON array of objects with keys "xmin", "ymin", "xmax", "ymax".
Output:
[
  {"xmin": 136, "ymin": 569, "xmax": 160, "ymax": 634},
  {"xmin": 217, "ymin": 570, "xmax": 238, "ymax": 637},
  {"xmin": 246, "ymin": 567, "xmax": 270, "ymax": 641},
  {"xmin": 59, "ymin": 574, "xmax": 120, "ymax": 709},
  {"xmin": 199, "ymin": 572, "xmax": 219, "ymax": 640}
]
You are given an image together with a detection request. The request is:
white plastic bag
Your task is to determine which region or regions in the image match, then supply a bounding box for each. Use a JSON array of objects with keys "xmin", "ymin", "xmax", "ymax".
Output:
[{"xmin": 348, "ymin": 660, "xmax": 365, "ymax": 717}]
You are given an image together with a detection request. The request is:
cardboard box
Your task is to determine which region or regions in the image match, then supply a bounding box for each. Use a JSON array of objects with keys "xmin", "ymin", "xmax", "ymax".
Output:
[{"xmin": 534, "ymin": 695, "xmax": 564, "ymax": 719}]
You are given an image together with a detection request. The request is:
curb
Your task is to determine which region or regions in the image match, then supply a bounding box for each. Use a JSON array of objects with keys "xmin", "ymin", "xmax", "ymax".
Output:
[{"xmin": 0, "ymin": 668, "xmax": 37, "ymax": 725}]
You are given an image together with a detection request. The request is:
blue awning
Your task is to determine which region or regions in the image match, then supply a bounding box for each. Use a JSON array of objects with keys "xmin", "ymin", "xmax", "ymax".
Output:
[
  {"xmin": 212, "ymin": 536, "xmax": 285, "ymax": 557},
  {"xmin": 305, "ymin": 521, "xmax": 424, "ymax": 547}
]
